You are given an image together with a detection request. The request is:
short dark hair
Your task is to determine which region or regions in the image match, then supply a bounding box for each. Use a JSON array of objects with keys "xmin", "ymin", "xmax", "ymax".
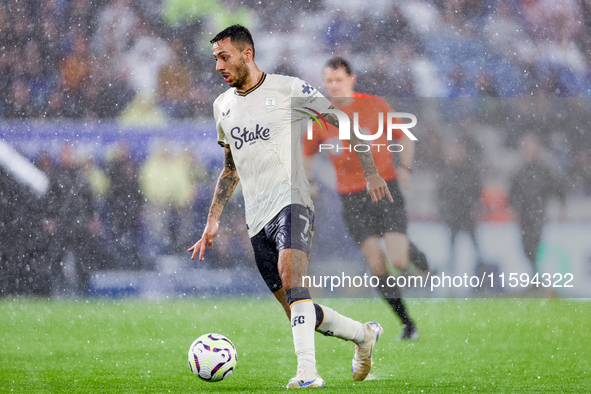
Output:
[
  {"xmin": 325, "ymin": 57, "xmax": 353, "ymax": 75},
  {"xmin": 210, "ymin": 24, "xmax": 255, "ymax": 58}
]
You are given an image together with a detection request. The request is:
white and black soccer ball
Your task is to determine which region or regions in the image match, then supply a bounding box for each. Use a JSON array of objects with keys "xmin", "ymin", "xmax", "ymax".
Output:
[{"xmin": 188, "ymin": 333, "xmax": 237, "ymax": 382}]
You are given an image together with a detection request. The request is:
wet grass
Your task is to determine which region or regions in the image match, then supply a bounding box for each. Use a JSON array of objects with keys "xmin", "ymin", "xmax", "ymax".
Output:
[{"xmin": 1, "ymin": 297, "xmax": 590, "ymax": 393}]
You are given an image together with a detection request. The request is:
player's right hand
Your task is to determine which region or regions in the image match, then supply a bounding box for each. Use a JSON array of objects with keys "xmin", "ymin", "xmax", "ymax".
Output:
[{"xmin": 188, "ymin": 220, "xmax": 219, "ymax": 261}]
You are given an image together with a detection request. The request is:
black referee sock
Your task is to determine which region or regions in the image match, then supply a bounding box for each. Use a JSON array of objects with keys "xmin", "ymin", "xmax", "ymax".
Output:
[
  {"xmin": 377, "ymin": 275, "xmax": 413, "ymax": 326},
  {"xmin": 409, "ymin": 241, "xmax": 429, "ymax": 272}
]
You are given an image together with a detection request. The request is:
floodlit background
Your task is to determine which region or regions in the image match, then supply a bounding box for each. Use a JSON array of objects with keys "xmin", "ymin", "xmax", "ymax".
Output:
[{"xmin": 1, "ymin": 0, "xmax": 590, "ymax": 298}]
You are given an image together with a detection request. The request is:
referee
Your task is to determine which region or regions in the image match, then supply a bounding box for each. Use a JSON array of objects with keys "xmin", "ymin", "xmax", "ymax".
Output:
[{"xmin": 304, "ymin": 57, "xmax": 429, "ymax": 340}]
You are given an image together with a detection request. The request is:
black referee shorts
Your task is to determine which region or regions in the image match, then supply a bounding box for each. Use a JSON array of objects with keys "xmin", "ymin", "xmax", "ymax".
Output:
[
  {"xmin": 250, "ymin": 204, "xmax": 314, "ymax": 293},
  {"xmin": 340, "ymin": 179, "xmax": 407, "ymax": 246}
]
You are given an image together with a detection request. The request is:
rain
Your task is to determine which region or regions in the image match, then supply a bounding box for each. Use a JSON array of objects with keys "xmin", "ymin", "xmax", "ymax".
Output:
[{"xmin": 1, "ymin": 0, "xmax": 591, "ymax": 392}]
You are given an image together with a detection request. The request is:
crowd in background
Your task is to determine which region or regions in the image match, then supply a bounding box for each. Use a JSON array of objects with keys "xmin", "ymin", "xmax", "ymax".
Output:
[
  {"xmin": 2, "ymin": 0, "xmax": 591, "ymax": 120},
  {"xmin": 0, "ymin": 140, "xmax": 255, "ymax": 296},
  {"xmin": 2, "ymin": 0, "xmax": 591, "ymax": 296},
  {"xmin": 0, "ymin": 0, "xmax": 214, "ymax": 120}
]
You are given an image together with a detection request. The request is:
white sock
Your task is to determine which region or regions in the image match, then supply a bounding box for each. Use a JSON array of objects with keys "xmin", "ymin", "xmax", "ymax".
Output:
[
  {"xmin": 315, "ymin": 304, "xmax": 365, "ymax": 343},
  {"xmin": 291, "ymin": 300, "xmax": 317, "ymax": 369}
]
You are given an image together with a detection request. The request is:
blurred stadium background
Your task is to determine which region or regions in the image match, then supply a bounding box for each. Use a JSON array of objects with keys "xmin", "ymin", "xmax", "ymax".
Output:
[{"xmin": 1, "ymin": 0, "xmax": 590, "ymax": 298}]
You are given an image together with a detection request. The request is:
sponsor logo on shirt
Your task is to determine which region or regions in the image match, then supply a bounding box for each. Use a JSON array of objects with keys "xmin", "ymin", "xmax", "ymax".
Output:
[
  {"xmin": 301, "ymin": 83, "xmax": 315, "ymax": 94},
  {"xmin": 301, "ymin": 82, "xmax": 320, "ymax": 103},
  {"xmin": 230, "ymin": 124, "xmax": 271, "ymax": 149}
]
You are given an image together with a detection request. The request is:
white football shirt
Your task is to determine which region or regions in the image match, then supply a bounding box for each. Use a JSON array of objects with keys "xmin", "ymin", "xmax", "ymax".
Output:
[{"xmin": 213, "ymin": 73, "xmax": 332, "ymax": 237}]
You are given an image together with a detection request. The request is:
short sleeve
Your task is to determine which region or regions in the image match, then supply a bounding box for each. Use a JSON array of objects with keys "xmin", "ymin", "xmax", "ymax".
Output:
[
  {"xmin": 213, "ymin": 98, "xmax": 229, "ymax": 148},
  {"xmin": 291, "ymin": 77, "xmax": 333, "ymax": 122}
]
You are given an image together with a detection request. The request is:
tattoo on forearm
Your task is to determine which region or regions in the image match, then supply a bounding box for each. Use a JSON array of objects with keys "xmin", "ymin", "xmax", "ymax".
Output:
[
  {"xmin": 349, "ymin": 132, "xmax": 377, "ymax": 177},
  {"xmin": 321, "ymin": 112, "xmax": 377, "ymax": 177},
  {"xmin": 322, "ymin": 112, "xmax": 339, "ymax": 128},
  {"xmin": 210, "ymin": 149, "xmax": 239, "ymax": 220}
]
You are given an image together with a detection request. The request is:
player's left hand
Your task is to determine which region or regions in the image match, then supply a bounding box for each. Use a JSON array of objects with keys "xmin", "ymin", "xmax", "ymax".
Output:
[{"xmin": 366, "ymin": 173, "xmax": 394, "ymax": 204}]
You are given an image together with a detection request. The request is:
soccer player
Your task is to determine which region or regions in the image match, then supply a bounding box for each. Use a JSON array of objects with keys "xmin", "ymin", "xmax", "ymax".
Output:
[
  {"xmin": 303, "ymin": 57, "xmax": 428, "ymax": 340},
  {"xmin": 188, "ymin": 25, "xmax": 390, "ymax": 388}
]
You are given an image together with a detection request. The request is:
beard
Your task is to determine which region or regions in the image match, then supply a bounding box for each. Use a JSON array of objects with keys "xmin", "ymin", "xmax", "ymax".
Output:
[{"xmin": 229, "ymin": 56, "xmax": 249, "ymax": 89}]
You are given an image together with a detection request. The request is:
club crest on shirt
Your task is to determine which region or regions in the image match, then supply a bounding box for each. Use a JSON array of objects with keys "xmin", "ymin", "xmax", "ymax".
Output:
[{"xmin": 264, "ymin": 97, "xmax": 276, "ymax": 110}]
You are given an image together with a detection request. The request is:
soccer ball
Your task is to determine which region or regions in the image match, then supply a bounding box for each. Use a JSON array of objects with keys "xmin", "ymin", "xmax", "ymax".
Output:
[{"xmin": 188, "ymin": 333, "xmax": 237, "ymax": 382}]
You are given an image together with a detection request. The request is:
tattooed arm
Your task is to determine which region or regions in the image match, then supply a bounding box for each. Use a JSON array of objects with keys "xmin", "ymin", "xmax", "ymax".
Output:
[
  {"xmin": 189, "ymin": 147, "xmax": 240, "ymax": 260},
  {"xmin": 322, "ymin": 112, "xmax": 393, "ymax": 203},
  {"xmin": 208, "ymin": 147, "xmax": 240, "ymax": 221}
]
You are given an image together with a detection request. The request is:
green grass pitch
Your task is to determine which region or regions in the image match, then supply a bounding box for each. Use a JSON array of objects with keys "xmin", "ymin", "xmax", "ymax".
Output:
[{"xmin": 1, "ymin": 297, "xmax": 590, "ymax": 393}]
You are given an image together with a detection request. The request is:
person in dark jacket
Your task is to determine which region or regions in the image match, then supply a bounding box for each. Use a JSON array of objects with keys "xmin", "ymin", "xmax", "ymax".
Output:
[
  {"xmin": 44, "ymin": 145, "xmax": 102, "ymax": 295},
  {"xmin": 105, "ymin": 143, "xmax": 143, "ymax": 269},
  {"xmin": 0, "ymin": 153, "xmax": 50, "ymax": 296},
  {"xmin": 437, "ymin": 142, "xmax": 483, "ymax": 271},
  {"xmin": 509, "ymin": 133, "xmax": 566, "ymax": 268}
]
